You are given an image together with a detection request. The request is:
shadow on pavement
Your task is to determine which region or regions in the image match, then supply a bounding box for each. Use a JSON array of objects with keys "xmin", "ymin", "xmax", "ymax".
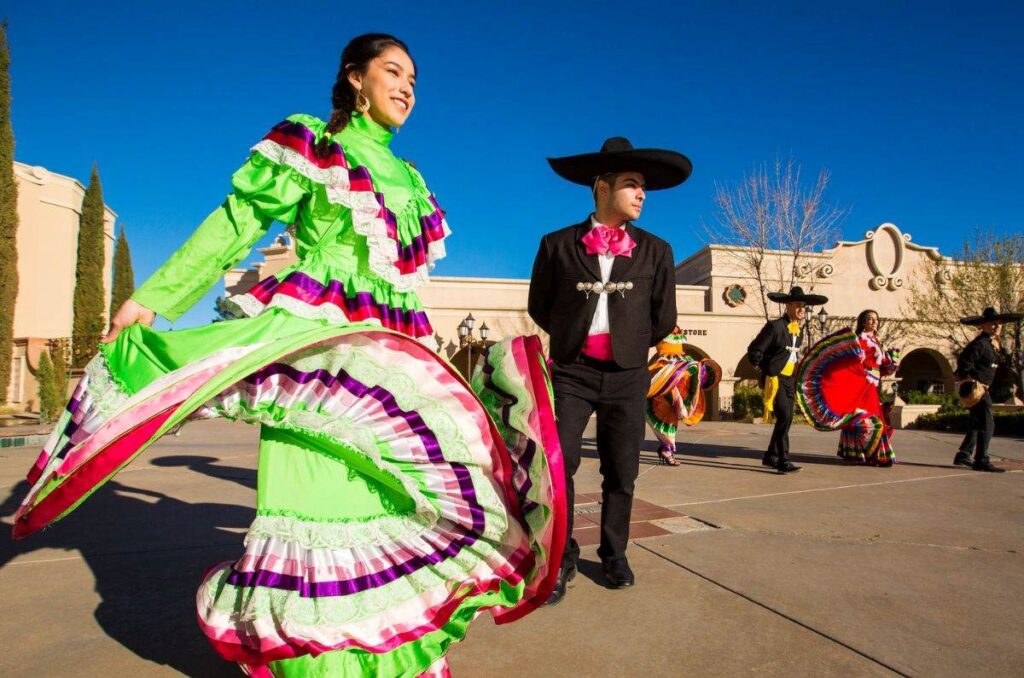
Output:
[
  {"xmin": 575, "ymin": 557, "xmax": 614, "ymax": 588},
  {"xmin": 0, "ymin": 455, "xmax": 257, "ymax": 677}
]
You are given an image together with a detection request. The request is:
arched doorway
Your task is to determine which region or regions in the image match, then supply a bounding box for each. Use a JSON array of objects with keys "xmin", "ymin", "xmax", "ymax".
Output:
[
  {"xmin": 682, "ymin": 343, "xmax": 720, "ymax": 420},
  {"xmin": 734, "ymin": 354, "xmax": 760, "ymax": 388},
  {"xmin": 897, "ymin": 348, "xmax": 954, "ymax": 396}
]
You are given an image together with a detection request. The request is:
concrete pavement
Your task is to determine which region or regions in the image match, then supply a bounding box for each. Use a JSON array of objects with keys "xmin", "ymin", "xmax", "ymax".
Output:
[{"xmin": 1, "ymin": 419, "xmax": 1021, "ymax": 676}]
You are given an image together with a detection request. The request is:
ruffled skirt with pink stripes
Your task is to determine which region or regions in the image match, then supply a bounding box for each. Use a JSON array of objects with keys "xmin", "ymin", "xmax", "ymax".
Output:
[{"xmin": 14, "ymin": 309, "xmax": 565, "ymax": 677}]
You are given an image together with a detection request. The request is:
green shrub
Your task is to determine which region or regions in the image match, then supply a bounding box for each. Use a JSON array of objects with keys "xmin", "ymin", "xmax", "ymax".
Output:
[
  {"xmin": 37, "ymin": 351, "xmax": 61, "ymax": 422},
  {"xmin": 913, "ymin": 410, "xmax": 1024, "ymax": 436},
  {"xmin": 901, "ymin": 390, "xmax": 957, "ymax": 407},
  {"xmin": 731, "ymin": 385, "xmax": 764, "ymax": 421}
]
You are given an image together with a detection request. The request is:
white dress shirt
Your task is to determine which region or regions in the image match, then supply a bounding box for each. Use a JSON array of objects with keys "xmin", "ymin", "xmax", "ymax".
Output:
[{"xmin": 586, "ymin": 215, "xmax": 623, "ymax": 337}]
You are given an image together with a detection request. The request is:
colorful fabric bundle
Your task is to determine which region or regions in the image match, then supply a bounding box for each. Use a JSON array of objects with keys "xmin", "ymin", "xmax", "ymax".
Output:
[
  {"xmin": 645, "ymin": 328, "xmax": 722, "ymax": 454},
  {"xmin": 796, "ymin": 329, "xmax": 897, "ymax": 465}
]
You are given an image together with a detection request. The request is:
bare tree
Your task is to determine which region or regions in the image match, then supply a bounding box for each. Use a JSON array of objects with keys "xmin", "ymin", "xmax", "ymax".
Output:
[
  {"xmin": 705, "ymin": 157, "xmax": 847, "ymax": 320},
  {"xmin": 903, "ymin": 229, "xmax": 1024, "ymax": 400}
]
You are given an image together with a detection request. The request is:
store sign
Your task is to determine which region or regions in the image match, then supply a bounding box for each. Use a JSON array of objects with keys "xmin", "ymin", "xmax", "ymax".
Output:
[{"xmin": 682, "ymin": 329, "xmax": 708, "ymax": 337}]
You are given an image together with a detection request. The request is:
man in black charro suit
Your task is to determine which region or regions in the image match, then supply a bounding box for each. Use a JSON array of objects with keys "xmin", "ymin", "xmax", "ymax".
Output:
[
  {"xmin": 529, "ymin": 136, "xmax": 689, "ymax": 604},
  {"xmin": 746, "ymin": 286, "xmax": 828, "ymax": 474},
  {"xmin": 953, "ymin": 307, "xmax": 1022, "ymax": 472}
]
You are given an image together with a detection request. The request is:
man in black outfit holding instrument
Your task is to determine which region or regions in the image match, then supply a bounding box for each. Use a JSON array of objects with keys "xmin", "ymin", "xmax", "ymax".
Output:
[{"xmin": 953, "ymin": 306, "xmax": 1021, "ymax": 472}]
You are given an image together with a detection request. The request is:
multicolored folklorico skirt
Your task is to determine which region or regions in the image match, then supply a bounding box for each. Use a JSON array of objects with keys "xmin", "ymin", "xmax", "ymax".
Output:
[
  {"xmin": 645, "ymin": 355, "xmax": 723, "ymax": 453},
  {"xmin": 13, "ymin": 308, "xmax": 566, "ymax": 677},
  {"xmin": 796, "ymin": 329, "xmax": 895, "ymax": 465}
]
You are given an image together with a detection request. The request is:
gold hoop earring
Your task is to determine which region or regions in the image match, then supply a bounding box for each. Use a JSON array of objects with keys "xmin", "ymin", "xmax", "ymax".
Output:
[{"xmin": 355, "ymin": 91, "xmax": 370, "ymax": 114}]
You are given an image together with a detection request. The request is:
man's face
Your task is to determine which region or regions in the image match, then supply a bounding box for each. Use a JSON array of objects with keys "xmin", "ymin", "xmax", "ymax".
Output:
[
  {"xmin": 981, "ymin": 320, "xmax": 1002, "ymax": 335},
  {"xmin": 786, "ymin": 302, "xmax": 806, "ymax": 321},
  {"xmin": 599, "ymin": 171, "xmax": 646, "ymax": 221}
]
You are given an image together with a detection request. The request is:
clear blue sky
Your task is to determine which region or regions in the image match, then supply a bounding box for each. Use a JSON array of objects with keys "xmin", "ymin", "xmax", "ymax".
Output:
[{"xmin": 6, "ymin": 1, "xmax": 1023, "ymax": 329}]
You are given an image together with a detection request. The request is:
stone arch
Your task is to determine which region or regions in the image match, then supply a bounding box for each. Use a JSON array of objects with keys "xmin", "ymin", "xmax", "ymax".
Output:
[
  {"xmin": 897, "ymin": 347, "xmax": 954, "ymax": 396},
  {"xmin": 734, "ymin": 354, "xmax": 760, "ymax": 387}
]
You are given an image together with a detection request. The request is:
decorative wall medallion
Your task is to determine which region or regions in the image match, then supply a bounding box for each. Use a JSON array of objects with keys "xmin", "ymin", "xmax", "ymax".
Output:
[
  {"xmin": 795, "ymin": 261, "xmax": 835, "ymax": 279},
  {"xmin": 865, "ymin": 223, "xmax": 910, "ymax": 291},
  {"xmin": 723, "ymin": 284, "xmax": 747, "ymax": 307}
]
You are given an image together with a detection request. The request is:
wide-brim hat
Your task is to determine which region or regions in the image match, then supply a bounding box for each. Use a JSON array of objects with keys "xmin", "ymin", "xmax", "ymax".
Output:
[
  {"xmin": 960, "ymin": 306, "xmax": 1024, "ymax": 326},
  {"xmin": 766, "ymin": 286, "xmax": 828, "ymax": 306},
  {"xmin": 548, "ymin": 136, "xmax": 692, "ymax": 190}
]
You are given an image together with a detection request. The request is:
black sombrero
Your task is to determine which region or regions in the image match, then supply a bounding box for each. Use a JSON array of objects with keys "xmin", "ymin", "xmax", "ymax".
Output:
[
  {"xmin": 766, "ymin": 286, "xmax": 828, "ymax": 306},
  {"xmin": 960, "ymin": 307, "xmax": 1024, "ymax": 326},
  {"xmin": 547, "ymin": 137, "xmax": 692, "ymax": 190}
]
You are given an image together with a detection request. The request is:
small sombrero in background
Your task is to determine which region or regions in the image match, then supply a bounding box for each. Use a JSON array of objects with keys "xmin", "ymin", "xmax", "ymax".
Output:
[
  {"xmin": 959, "ymin": 307, "xmax": 1024, "ymax": 326},
  {"xmin": 958, "ymin": 380, "xmax": 987, "ymax": 408},
  {"xmin": 548, "ymin": 136, "xmax": 692, "ymax": 190},
  {"xmin": 766, "ymin": 286, "xmax": 829, "ymax": 306}
]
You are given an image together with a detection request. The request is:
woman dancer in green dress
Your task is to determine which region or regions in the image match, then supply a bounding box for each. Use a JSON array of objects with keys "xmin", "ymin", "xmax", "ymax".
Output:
[{"xmin": 15, "ymin": 33, "xmax": 565, "ymax": 677}]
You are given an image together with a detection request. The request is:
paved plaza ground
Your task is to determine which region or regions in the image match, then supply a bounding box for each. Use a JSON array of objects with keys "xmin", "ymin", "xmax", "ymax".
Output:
[{"xmin": 1, "ymin": 419, "xmax": 1021, "ymax": 677}]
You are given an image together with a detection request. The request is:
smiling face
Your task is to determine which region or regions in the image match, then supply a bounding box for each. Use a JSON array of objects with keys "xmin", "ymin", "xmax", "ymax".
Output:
[
  {"xmin": 863, "ymin": 312, "xmax": 879, "ymax": 333},
  {"xmin": 785, "ymin": 302, "xmax": 806, "ymax": 322},
  {"xmin": 347, "ymin": 45, "xmax": 416, "ymax": 128},
  {"xmin": 594, "ymin": 171, "xmax": 646, "ymax": 224}
]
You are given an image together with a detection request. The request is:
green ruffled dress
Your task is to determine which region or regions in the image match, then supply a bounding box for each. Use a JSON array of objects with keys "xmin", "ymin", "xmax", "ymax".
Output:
[{"xmin": 15, "ymin": 113, "xmax": 566, "ymax": 677}]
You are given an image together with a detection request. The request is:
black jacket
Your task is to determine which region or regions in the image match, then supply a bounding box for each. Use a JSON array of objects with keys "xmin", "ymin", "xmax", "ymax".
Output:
[
  {"xmin": 956, "ymin": 333, "xmax": 999, "ymax": 385},
  {"xmin": 747, "ymin": 317, "xmax": 805, "ymax": 381},
  {"xmin": 527, "ymin": 219, "xmax": 677, "ymax": 369}
]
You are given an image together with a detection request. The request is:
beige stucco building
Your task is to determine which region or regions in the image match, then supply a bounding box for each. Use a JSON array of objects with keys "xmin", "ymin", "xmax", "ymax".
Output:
[
  {"xmin": 6, "ymin": 161, "xmax": 116, "ymax": 409},
  {"xmin": 671, "ymin": 223, "xmax": 958, "ymax": 417},
  {"xmin": 225, "ymin": 222, "xmax": 963, "ymax": 420}
]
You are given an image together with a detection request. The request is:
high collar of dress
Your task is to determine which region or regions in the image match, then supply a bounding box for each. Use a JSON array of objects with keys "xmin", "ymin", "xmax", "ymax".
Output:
[{"xmin": 346, "ymin": 112, "xmax": 394, "ymax": 146}]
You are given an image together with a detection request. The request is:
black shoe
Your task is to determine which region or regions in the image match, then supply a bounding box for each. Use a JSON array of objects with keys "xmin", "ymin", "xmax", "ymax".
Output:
[
  {"xmin": 762, "ymin": 454, "xmax": 778, "ymax": 468},
  {"xmin": 953, "ymin": 452, "xmax": 974, "ymax": 467},
  {"xmin": 545, "ymin": 564, "xmax": 576, "ymax": 606},
  {"xmin": 972, "ymin": 459, "xmax": 1006, "ymax": 473},
  {"xmin": 601, "ymin": 557, "xmax": 635, "ymax": 589},
  {"xmin": 776, "ymin": 461, "xmax": 802, "ymax": 474}
]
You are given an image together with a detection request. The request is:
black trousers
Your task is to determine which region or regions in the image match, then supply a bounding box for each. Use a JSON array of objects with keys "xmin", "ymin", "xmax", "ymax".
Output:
[
  {"xmin": 767, "ymin": 375, "xmax": 795, "ymax": 465},
  {"xmin": 959, "ymin": 391, "xmax": 994, "ymax": 461},
  {"xmin": 552, "ymin": 357, "xmax": 649, "ymax": 567}
]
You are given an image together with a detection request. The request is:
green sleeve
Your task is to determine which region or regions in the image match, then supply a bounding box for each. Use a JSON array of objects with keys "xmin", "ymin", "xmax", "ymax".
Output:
[{"xmin": 131, "ymin": 151, "xmax": 310, "ymax": 322}]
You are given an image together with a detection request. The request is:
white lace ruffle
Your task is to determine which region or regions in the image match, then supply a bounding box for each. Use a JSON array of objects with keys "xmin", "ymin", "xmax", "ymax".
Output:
[
  {"xmin": 224, "ymin": 293, "xmax": 442, "ymax": 344},
  {"xmin": 224, "ymin": 292, "xmax": 356, "ymax": 326},
  {"xmin": 251, "ymin": 140, "xmax": 450, "ymax": 292},
  {"xmin": 83, "ymin": 355, "xmax": 132, "ymax": 421},
  {"xmin": 245, "ymin": 512, "xmax": 435, "ymax": 550}
]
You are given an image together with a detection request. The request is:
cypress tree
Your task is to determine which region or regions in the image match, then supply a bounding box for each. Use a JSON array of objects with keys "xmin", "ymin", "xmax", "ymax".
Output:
[
  {"xmin": 110, "ymin": 224, "xmax": 134, "ymax": 314},
  {"xmin": 0, "ymin": 23, "xmax": 19, "ymax": 404},
  {"xmin": 51, "ymin": 339, "xmax": 69, "ymax": 403},
  {"xmin": 37, "ymin": 351, "xmax": 59, "ymax": 422},
  {"xmin": 72, "ymin": 164, "xmax": 107, "ymax": 366}
]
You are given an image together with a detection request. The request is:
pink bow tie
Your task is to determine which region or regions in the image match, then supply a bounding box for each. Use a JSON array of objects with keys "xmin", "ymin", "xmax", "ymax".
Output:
[{"xmin": 582, "ymin": 224, "xmax": 636, "ymax": 257}]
